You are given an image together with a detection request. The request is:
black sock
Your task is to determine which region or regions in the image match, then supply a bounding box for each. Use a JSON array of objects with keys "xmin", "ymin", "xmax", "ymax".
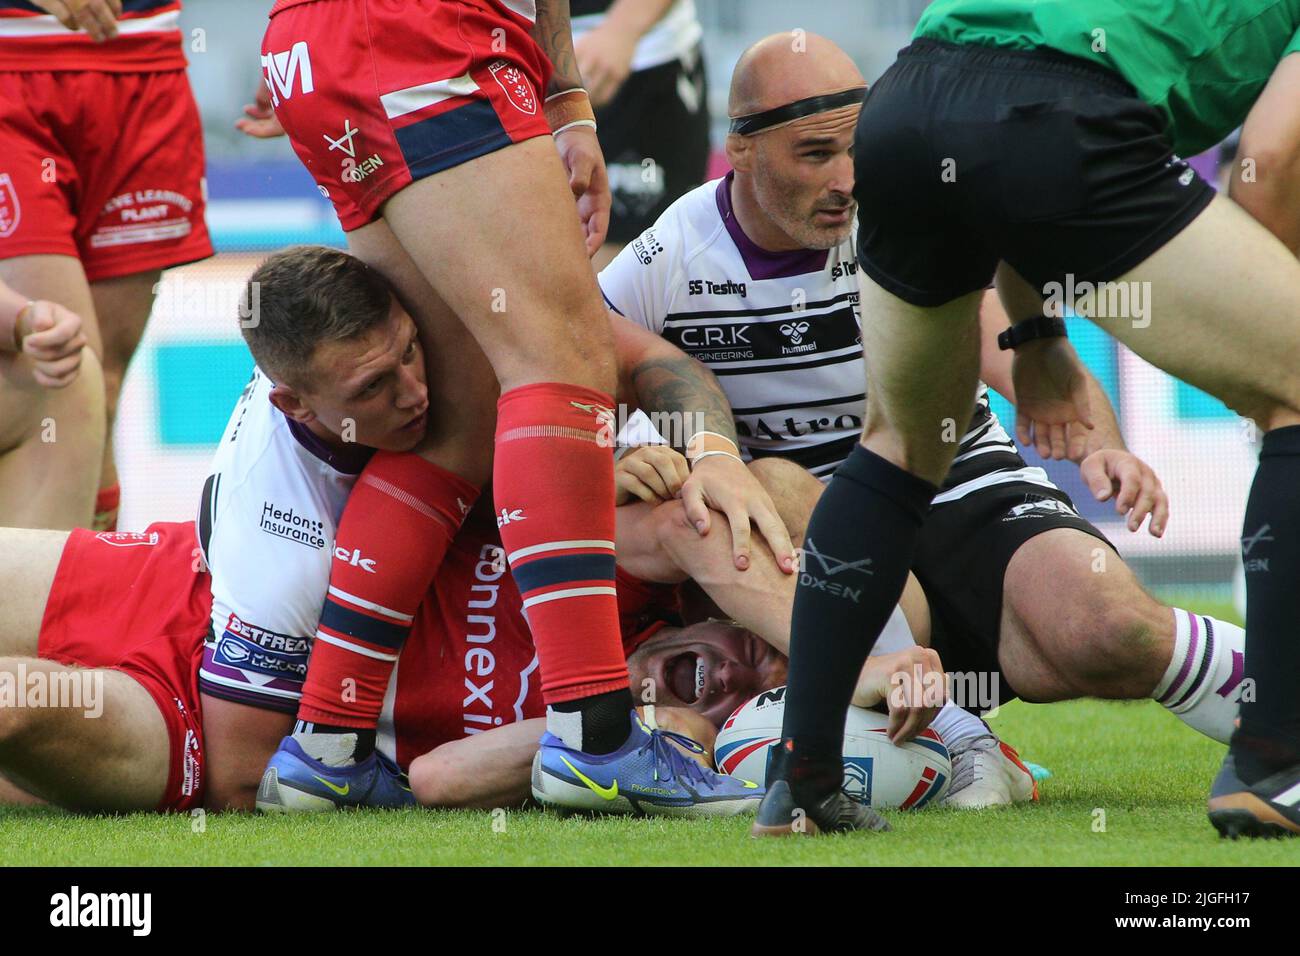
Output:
[
  {"xmin": 293, "ymin": 720, "xmax": 376, "ymax": 761},
  {"xmin": 550, "ymin": 687, "xmax": 635, "ymax": 754},
  {"xmin": 779, "ymin": 445, "xmax": 936, "ymax": 776},
  {"xmin": 1234, "ymin": 424, "xmax": 1300, "ymax": 780}
]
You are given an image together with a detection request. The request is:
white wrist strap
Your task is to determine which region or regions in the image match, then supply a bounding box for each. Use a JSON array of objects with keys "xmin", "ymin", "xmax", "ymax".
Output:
[
  {"xmin": 552, "ymin": 118, "xmax": 597, "ymax": 136},
  {"xmin": 687, "ymin": 430, "xmax": 740, "ymax": 453},
  {"xmin": 690, "ymin": 450, "xmax": 745, "ymax": 468}
]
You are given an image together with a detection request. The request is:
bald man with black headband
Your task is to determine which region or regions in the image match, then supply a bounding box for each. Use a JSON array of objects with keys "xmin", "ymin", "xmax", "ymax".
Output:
[{"xmin": 599, "ymin": 32, "xmax": 1247, "ymax": 825}]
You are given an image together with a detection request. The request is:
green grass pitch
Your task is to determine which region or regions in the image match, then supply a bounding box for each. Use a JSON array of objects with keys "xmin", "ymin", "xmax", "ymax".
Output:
[{"xmin": 2, "ymin": 599, "xmax": 1291, "ymax": 867}]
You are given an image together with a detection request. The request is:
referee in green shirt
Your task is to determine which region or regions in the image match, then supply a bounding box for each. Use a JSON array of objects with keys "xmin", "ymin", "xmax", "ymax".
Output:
[{"xmin": 753, "ymin": 0, "xmax": 1300, "ymax": 840}]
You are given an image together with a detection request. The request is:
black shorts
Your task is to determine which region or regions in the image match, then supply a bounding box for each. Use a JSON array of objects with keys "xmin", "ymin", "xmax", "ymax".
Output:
[
  {"xmin": 911, "ymin": 478, "xmax": 1114, "ymax": 705},
  {"xmin": 853, "ymin": 39, "xmax": 1216, "ymax": 306},
  {"xmin": 596, "ymin": 45, "xmax": 710, "ymax": 244}
]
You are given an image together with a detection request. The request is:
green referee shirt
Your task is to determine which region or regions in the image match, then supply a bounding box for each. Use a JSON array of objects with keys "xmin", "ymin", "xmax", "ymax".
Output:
[{"xmin": 915, "ymin": 0, "xmax": 1300, "ymax": 155}]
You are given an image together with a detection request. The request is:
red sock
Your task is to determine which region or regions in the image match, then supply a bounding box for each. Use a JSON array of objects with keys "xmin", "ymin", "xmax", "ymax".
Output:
[
  {"xmin": 94, "ymin": 484, "xmax": 120, "ymax": 532},
  {"xmin": 495, "ymin": 383, "xmax": 629, "ymax": 704},
  {"xmin": 297, "ymin": 451, "xmax": 479, "ymax": 727}
]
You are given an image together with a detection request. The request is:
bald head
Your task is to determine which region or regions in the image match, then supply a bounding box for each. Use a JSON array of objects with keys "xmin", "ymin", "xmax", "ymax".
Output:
[{"xmin": 728, "ymin": 31, "xmax": 865, "ymax": 119}]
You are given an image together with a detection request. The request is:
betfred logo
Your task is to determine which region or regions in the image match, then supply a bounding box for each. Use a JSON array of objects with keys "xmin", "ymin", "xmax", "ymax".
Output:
[
  {"xmin": 333, "ymin": 546, "xmax": 376, "ymax": 573},
  {"xmin": 261, "ymin": 41, "xmax": 314, "ymax": 107}
]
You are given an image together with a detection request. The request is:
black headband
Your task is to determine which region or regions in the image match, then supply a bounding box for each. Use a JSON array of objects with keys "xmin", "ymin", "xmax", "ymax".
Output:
[{"xmin": 728, "ymin": 86, "xmax": 867, "ymax": 136}]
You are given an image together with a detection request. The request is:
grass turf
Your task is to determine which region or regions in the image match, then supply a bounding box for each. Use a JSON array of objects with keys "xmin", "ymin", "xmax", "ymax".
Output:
[{"xmin": 2, "ymin": 694, "xmax": 1293, "ymax": 866}]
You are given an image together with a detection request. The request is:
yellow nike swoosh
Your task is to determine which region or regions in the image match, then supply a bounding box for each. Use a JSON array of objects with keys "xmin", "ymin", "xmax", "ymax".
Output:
[
  {"xmin": 558, "ymin": 756, "xmax": 618, "ymax": 800},
  {"xmin": 741, "ymin": 779, "xmax": 759, "ymax": 789},
  {"xmin": 313, "ymin": 775, "xmax": 350, "ymax": 797}
]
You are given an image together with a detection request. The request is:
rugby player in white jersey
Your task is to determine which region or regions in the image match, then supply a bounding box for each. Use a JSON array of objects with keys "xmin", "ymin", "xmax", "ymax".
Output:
[
  {"xmin": 196, "ymin": 245, "xmax": 779, "ymax": 811},
  {"xmin": 599, "ymin": 34, "xmax": 1248, "ymax": 809}
]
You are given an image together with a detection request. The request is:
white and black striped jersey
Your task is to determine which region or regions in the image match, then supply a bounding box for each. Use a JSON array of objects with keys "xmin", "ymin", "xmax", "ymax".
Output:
[
  {"xmin": 600, "ymin": 173, "xmax": 1052, "ymax": 499},
  {"xmin": 195, "ymin": 368, "xmax": 373, "ymax": 711},
  {"xmin": 569, "ymin": 0, "xmax": 701, "ymax": 72}
]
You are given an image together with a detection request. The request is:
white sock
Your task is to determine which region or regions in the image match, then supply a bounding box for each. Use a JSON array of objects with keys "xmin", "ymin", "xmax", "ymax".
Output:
[
  {"xmin": 930, "ymin": 703, "xmax": 990, "ymax": 748},
  {"xmin": 1150, "ymin": 608, "xmax": 1245, "ymax": 744}
]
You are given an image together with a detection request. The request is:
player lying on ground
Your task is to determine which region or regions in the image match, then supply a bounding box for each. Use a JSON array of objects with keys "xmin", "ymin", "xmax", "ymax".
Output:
[
  {"xmin": 0, "ymin": 429, "xmax": 956, "ymax": 815},
  {"xmin": 1, "ymin": 0, "xmax": 214, "ymax": 530},
  {"xmin": 238, "ymin": 0, "xmax": 803, "ymax": 816},
  {"xmin": 597, "ymin": 32, "xmax": 1246, "ymax": 802},
  {"xmin": 196, "ymin": 245, "xmax": 784, "ymax": 813},
  {"xmin": 0, "ymin": 437, "xmax": 1241, "ymax": 815},
  {"xmin": 758, "ymin": 4, "xmax": 1300, "ymax": 838},
  {"xmin": 0, "ymin": 504, "xmax": 784, "ymax": 814}
]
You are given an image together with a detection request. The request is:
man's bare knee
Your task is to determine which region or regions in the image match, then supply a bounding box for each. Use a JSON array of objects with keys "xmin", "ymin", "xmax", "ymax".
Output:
[{"xmin": 1057, "ymin": 602, "xmax": 1168, "ymax": 698}]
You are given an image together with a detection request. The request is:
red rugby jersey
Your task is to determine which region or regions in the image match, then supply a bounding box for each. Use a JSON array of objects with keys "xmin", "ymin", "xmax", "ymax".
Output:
[
  {"xmin": 380, "ymin": 498, "xmax": 676, "ymax": 769},
  {"xmin": 0, "ymin": 0, "xmax": 185, "ymax": 71}
]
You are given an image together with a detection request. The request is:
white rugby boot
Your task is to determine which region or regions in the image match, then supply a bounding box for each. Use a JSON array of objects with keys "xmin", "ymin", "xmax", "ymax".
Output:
[{"xmin": 941, "ymin": 734, "xmax": 1038, "ymax": 809}]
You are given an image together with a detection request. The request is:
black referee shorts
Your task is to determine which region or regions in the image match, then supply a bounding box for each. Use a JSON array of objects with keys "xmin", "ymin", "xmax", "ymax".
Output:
[{"xmin": 854, "ymin": 39, "xmax": 1216, "ymax": 306}]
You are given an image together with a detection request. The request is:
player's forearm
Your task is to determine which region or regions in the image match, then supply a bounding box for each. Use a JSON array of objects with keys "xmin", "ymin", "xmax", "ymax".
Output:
[
  {"xmin": 1229, "ymin": 53, "xmax": 1300, "ymax": 257},
  {"xmin": 652, "ymin": 501, "xmax": 795, "ymax": 651},
  {"xmin": 531, "ymin": 0, "xmax": 583, "ymax": 95},
  {"xmin": 407, "ymin": 719, "xmax": 543, "ymax": 809},
  {"xmin": 602, "ymin": 0, "xmax": 675, "ymax": 41},
  {"xmin": 621, "ymin": 352, "xmax": 739, "ymax": 453},
  {"xmin": 1073, "ymin": 369, "xmax": 1127, "ymax": 459}
]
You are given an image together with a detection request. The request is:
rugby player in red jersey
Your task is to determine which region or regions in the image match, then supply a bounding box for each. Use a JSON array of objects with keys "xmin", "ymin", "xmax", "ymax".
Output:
[
  {"xmin": 235, "ymin": 0, "xmax": 795, "ymax": 814},
  {"xmin": 0, "ymin": 462, "xmax": 925, "ymax": 814},
  {"xmin": 0, "ymin": 0, "xmax": 213, "ymax": 530}
]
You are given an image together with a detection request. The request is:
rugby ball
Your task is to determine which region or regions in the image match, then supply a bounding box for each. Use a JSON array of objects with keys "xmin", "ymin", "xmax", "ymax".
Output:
[{"xmin": 714, "ymin": 686, "xmax": 951, "ymax": 809}]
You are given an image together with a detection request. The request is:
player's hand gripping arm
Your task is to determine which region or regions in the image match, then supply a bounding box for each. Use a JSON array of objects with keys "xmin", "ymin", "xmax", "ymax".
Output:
[
  {"xmin": 612, "ymin": 314, "xmax": 797, "ymax": 573},
  {"xmin": 1229, "ymin": 52, "xmax": 1300, "ymax": 256},
  {"xmin": 0, "ymin": 282, "xmax": 88, "ymax": 388},
  {"xmin": 979, "ymin": 290, "xmax": 1168, "ymax": 536},
  {"xmin": 533, "ymin": 0, "xmax": 611, "ymax": 254}
]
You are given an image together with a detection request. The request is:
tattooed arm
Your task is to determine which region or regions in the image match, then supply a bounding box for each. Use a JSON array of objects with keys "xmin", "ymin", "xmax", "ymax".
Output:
[
  {"xmin": 612, "ymin": 313, "xmax": 796, "ymax": 573},
  {"xmin": 612, "ymin": 312, "xmax": 737, "ymax": 451},
  {"xmin": 531, "ymin": 0, "xmax": 610, "ymax": 252},
  {"xmin": 530, "ymin": 0, "xmax": 582, "ymax": 95}
]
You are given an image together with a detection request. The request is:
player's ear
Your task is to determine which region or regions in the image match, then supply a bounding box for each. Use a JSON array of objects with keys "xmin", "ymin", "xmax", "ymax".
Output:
[
  {"xmin": 268, "ymin": 382, "xmax": 314, "ymax": 423},
  {"xmin": 726, "ymin": 132, "xmax": 753, "ymax": 173}
]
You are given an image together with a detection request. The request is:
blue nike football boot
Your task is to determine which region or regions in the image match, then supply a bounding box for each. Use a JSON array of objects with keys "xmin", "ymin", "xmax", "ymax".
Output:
[
  {"xmin": 255, "ymin": 736, "xmax": 417, "ymax": 812},
  {"xmin": 531, "ymin": 710, "xmax": 763, "ymax": 816}
]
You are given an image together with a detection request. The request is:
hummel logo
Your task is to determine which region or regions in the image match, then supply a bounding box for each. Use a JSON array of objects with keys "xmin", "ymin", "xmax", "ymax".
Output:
[
  {"xmin": 801, "ymin": 538, "xmax": 873, "ymax": 577},
  {"xmin": 497, "ymin": 508, "xmax": 525, "ymax": 528},
  {"xmin": 324, "ymin": 118, "xmax": 359, "ymax": 158},
  {"xmin": 779, "ymin": 321, "xmax": 811, "ymax": 345},
  {"xmin": 1241, "ymin": 525, "xmax": 1274, "ymax": 556}
]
